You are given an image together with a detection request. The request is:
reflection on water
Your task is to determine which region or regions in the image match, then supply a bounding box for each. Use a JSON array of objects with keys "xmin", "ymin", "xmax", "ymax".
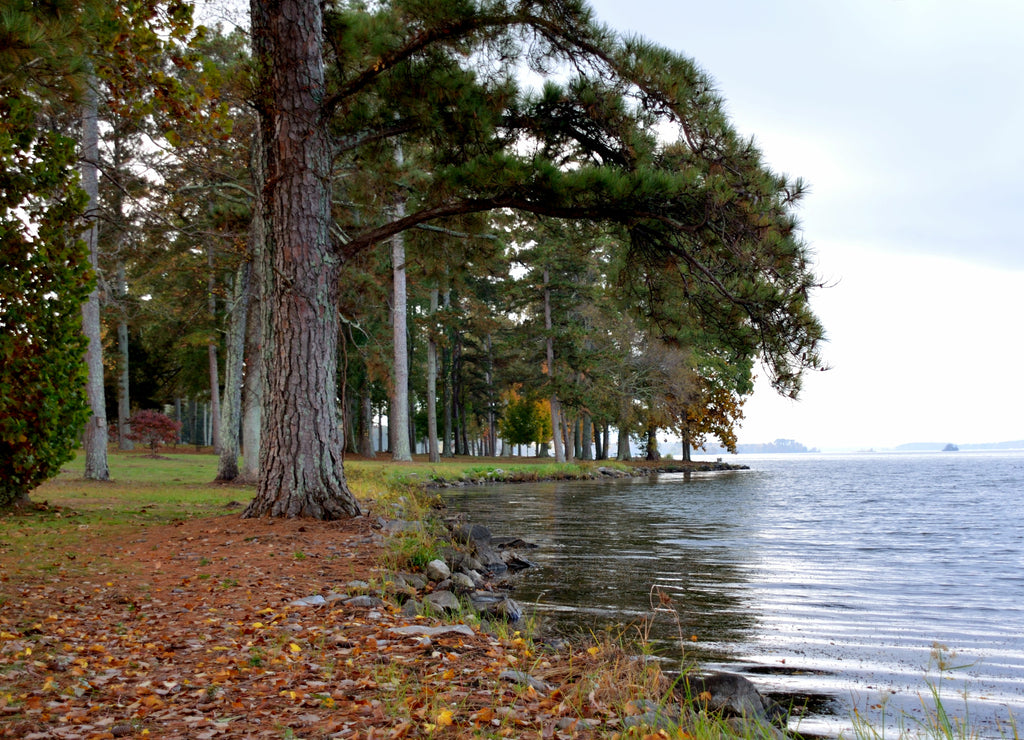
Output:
[{"xmin": 445, "ymin": 452, "xmax": 1024, "ymax": 737}]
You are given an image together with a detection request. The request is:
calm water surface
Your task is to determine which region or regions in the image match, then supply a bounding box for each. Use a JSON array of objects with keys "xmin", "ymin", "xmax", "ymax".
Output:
[{"xmin": 444, "ymin": 451, "xmax": 1024, "ymax": 736}]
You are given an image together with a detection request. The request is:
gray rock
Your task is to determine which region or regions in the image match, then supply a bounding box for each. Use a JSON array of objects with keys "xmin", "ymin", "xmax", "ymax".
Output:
[
  {"xmin": 686, "ymin": 672, "xmax": 785, "ymax": 724},
  {"xmin": 453, "ymin": 523, "xmax": 492, "ymax": 546},
  {"xmin": 401, "ymin": 599, "xmax": 421, "ymax": 617},
  {"xmin": 460, "ymin": 568, "xmax": 485, "ymax": 588},
  {"xmin": 499, "ymin": 670, "xmax": 551, "ymax": 692},
  {"xmin": 398, "ymin": 573, "xmax": 427, "ymax": 590},
  {"xmin": 425, "ymin": 559, "xmax": 451, "ymax": 582},
  {"xmin": 424, "ymin": 590, "xmax": 461, "ymax": 613},
  {"xmin": 346, "ymin": 580, "xmax": 370, "ymax": 591},
  {"xmin": 344, "ymin": 595, "xmax": 384, "ymax": 608},
  {"xmin": 501, "ymin": 551, "xmax": 536, "ymax": 571},
  {"xmin": 289, "ymin": 595, "xmax": 326, "ymax": 607},
  {"xmin": 482, "ymin": 597, "xmax": 523, "ymax": 622},
  {"xmin": 450, "ymin": 572, "xmax": 476, "ymax": 592}
]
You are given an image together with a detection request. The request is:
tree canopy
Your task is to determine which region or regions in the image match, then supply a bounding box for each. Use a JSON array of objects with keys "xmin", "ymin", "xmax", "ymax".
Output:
[{"xmin": 3, "ymin": 0, "xmax": 826, "ymax": 512}]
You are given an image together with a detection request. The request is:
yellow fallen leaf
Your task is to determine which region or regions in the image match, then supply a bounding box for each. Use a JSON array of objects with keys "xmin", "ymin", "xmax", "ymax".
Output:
[
  {"xmin": 587, "ymin": 646, "xmax": 600, "ymax": 657},
  {"xmin": 289, "ymin": 643, "xmax": 301, "ymax": 653},
  {"xmin": 435, "ymin": 709, "xmax": 454, "ymax": 726}
]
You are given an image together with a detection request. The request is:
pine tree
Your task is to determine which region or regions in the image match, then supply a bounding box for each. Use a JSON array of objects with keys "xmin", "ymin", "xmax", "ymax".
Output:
[{"xmin": 246, "ymin": 0, "xmax": 825, "ymax": 518}]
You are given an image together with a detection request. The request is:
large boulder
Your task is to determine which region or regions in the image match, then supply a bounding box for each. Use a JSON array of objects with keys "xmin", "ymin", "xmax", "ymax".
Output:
[{"xmin": 685, "ymin": 672, "xmax": 786, "ymax": 725}]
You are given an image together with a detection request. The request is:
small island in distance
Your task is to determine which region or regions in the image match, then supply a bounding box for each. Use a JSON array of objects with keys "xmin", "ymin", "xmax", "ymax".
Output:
[{"xmin": 689, "ymin": 439, "xmax": 1024, "ymax": 455}]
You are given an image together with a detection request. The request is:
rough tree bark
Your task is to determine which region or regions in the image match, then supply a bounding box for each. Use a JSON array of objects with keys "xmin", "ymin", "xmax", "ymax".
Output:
[
  {"xmin": 243, "ymin": 0, "xmax": 360, "ymax": 518},
  {"xmin": 80, "ymin": 77, "xmax": 109, "ymax": 481}
]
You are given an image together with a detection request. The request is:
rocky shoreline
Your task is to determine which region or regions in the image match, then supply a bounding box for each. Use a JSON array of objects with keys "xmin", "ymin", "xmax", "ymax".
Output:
[
  {"xmin": 424, "ymin": 459, "xmax": 749, "ymax": 489},
  {"xmin": 368, "ymin": 504, "xmax": 792, "ymax": 737}
]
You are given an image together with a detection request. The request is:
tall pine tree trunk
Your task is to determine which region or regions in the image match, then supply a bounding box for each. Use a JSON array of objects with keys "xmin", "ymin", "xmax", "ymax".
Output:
[
  {"xmin": 389, "ymin": 185, "xmax": 412, "ymax": 462},
  {"xmin": 216, "ymin": 262, "xmax": 250, "ymax": 481},
  {"xmin": 239, "ymin": 129, "xmax": 267, "ymax": 485},
  {"xmin": 442, "ymin": 289, "xmax": 455, "ymax": 457},
  {"xmin": 581, "ymin": 414, "xmax": 593, "ymax": 460},
  {"xmin": 115, "ymin": 262, "xmax": 132, "ymax": 450},
  {"xmin": 485, "ymin": 334, "xmax": 496, "ymax": 457},
  {"xmin": 543, "ymin": 268, "xmax": 565, "ymax": 463},
  {"xmin": 426, "ymin": 287, "xmax": 440, "ymax": 462},
  {"xmin": 244, "ymin": 0, "xmax": 359, "ymax": 519},
  {"xmin": 358, "ymin": 380, "xmax": 375, "ymax": 458},
  {"xmin": 206, "ymin": 243, "xmax": 222, "ymax": 454},
  {"xmin": 239, "ymin": 279, "xmax": 263, "ymax": 483},
  {"xmin": 80, "ymin": 77, "xmax": 108, "ymax": 481}
]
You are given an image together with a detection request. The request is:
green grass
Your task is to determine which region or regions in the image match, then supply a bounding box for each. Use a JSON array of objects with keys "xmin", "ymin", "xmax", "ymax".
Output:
[{"xmin": 0, "ymin": 451, "xmax": 248, "ymax": 580}]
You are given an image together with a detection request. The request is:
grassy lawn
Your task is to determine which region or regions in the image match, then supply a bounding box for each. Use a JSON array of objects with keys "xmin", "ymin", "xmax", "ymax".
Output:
[{"xmin": 1, "ymin": 450, "xmax": 619, "ymax": 581}]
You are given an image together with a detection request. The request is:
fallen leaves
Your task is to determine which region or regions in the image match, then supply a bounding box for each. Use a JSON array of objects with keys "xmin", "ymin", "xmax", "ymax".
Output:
[{"xmin": 1, "ymin": 514, "xmax": 691, "ymax": 740}]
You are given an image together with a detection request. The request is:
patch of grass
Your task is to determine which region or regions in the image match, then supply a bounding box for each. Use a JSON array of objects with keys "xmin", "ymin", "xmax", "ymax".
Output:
[
  {"xmin": 383, "ymin": 529, "xmax": 442, "ymax": 571},
  {"xmin": 1, "ymin": 451, "xmax": 250, "ymax": 580}
]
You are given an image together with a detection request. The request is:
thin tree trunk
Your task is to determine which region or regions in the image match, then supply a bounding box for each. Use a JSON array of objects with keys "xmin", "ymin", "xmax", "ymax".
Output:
[
  {"xmin": 602, "ymin": 423, "xmax": 610, "ymax": 460},
  {"xmin": 426, "ymin": 287, "xmax": 440, "ymax": 462},
  {"xmin": 581, "ymin": 414, "xmax": 593, "ymax": 460},
  {"xmin": 80, "ymin": 77, "xmax": 108, "ymax": 481},
  {"xmin": 216, "ymin": 262, "xmax": 250, "ymax": 481},
  {"xmin": 358, "ymin": 381, "xmax": 375, "ymax": 457},
  {"xmin": 116, "ymin": 263, "xmax": 132, "ymax": 450},
  {"xmin": 389, "ymin": 144, "xmax": 412, "ymax": 462},
  {"xmin": 244, "ymin": 0, "xmax": 359, "ymax": 518},
  {"xmin": 442, "ymin": 289, "xmax": 454, "ymax": 457},
  {"xmin": 174, "ymin": 398, "xmax": 183, "ymax": 444},
  {"xmin": 207, "ymin": 243, "xmax": 222, "ymax": 455},
  {"xmin": 239, "ymin": 128, "xmax": 267, "ymax": 485},
  {"xmin": 485, "ymin": 334, "xmax": 496, "ymax": 457},
  {"xmin": 563, "ymin": 412, "xmax": 576, "ymax": 462},
  {"xmin": 239, "ymin": 278, "xmax": 263, "ymax": 482},
  {"xmin": 543, "ymin": 268, "xmax": 565, "ymax": 463}
]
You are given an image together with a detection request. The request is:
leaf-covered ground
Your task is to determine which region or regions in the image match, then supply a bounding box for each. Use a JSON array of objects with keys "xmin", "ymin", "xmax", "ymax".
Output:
[{"xmin": 1, "ymin": 511, "xmax": 675, "ymax": 739}]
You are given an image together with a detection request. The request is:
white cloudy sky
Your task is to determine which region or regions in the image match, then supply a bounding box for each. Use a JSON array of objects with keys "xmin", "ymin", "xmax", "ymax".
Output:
[{"xmin": 588, "ymin": 0, "xmax": 1024, "ymax": 450}]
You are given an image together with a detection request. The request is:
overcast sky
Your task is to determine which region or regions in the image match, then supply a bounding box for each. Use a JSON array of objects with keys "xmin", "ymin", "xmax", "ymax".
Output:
[{"xmin": 588, "ymin": 0, "xmax": 1024, "ymax": 450}]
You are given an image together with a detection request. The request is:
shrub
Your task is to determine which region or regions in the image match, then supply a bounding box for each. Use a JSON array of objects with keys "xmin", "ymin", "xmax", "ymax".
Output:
[
  {"xmin": 126, "ymin": 410, "xmax": 181, "ymax": 454},
  {"xmin": 0, "ymin": 98, "xmax": 92, "ymax": 509}
]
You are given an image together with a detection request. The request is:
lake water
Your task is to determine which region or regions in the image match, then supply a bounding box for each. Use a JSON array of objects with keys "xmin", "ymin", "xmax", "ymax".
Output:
[{"xmin": 444, "ymin": 451, "xmax": 1024, "ymax": 737}]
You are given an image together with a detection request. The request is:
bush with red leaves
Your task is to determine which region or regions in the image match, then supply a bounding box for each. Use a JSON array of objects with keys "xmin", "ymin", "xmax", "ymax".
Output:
[{"xmin": 126, "ymin": 410, "xmax": 182, "ymax": 454}]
